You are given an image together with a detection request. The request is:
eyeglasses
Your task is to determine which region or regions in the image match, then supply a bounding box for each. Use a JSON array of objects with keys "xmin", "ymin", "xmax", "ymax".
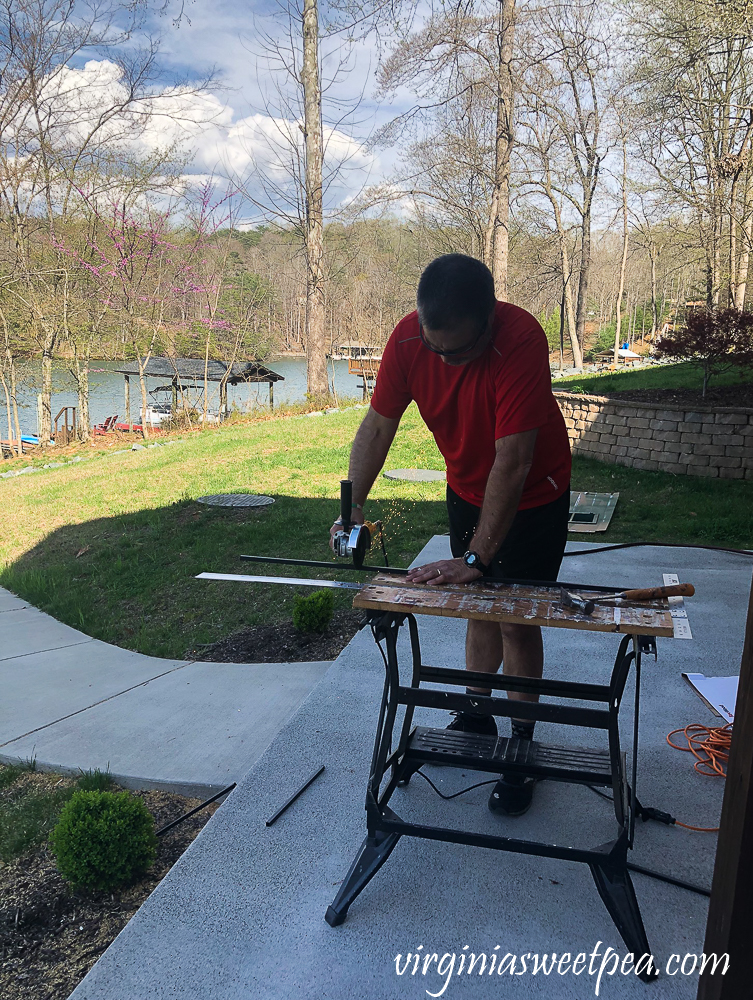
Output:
[{"xmin": 419, "ymin": 323, "xmax": 489, "ymax": 357}]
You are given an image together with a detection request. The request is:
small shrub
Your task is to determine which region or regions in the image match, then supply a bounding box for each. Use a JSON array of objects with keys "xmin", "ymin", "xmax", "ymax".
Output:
[
  {"xmin": 50, "ymin": 789, "xmax": 157, "ymax": 891},
  {"xmin": 292, "ymin": 589, "xmax": 335, "ymax": 633}
]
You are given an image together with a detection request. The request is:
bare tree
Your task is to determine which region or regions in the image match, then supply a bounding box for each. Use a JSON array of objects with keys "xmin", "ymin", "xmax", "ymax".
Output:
[
  {"xmin": 519, "ymin": 0, "xmax": 614, "ymax": 354},
  {"xmin": 301, "ymin": 0, "xmax": 327, "ymax": 395},
  {"xmin": 516, "ymin": 82, "xmax": 583, "ymax": 366},
  {"xmin": 232, "ymin": 1, "xmax": 374, "ymax": 399},
  {"xmin": 628, "ymin": 0, "xmax": 753, "ymax": 309},
  {"xmin": 613, "ymin": 139, "xmax": 629, "ymax": 364},
  {"xmin": 0, "ymin": 0, "xmax": 214, "ymax": 445},
  {"xmin": 375, "ymin": 0, "xmax": 518, "ymax": 296}
]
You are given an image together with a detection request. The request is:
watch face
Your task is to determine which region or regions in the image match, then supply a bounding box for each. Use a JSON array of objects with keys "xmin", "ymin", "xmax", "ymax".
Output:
[{"xmin": 463, "ymin": 551, "xmax": 478, "ymax": 567}]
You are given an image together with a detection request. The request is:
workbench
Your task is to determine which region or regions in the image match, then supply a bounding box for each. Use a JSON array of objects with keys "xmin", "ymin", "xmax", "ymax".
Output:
[{"xmin": 325, "ymin": 573, "xmax": 686, "ymax": 978}]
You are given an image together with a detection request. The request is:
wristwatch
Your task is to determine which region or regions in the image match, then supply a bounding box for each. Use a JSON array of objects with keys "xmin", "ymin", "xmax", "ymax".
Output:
[{"xmin": 462, "ymin": 550, "xmax": 489, "ymax": 574}]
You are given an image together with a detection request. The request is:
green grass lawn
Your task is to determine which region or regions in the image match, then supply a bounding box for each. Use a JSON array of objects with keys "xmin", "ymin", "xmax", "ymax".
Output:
[
  {"xmin": 553, "ymin": 360, "xmax": 752, "ymax": 396},
  {"xmin": 1, "ymin": 403, "xmax": 751, "ymax": 658}
]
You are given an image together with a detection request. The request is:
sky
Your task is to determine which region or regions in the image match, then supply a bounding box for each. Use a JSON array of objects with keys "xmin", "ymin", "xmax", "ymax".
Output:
[
  {"xmin": 106, "ymin": 0, "xmax": 415, "ymax": 222},
  {"xmin": 49, "ymin": 0, "xmax": 625, "ymax": 230}
]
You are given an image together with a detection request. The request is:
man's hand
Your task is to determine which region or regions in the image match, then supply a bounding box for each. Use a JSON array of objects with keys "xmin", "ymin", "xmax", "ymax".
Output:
[
  {"xmin": 328, "ymin": 407, "xmax": 400, "ymax": 554},
  {"xmin": 329, "ymin": 507, "xmax": 365, "ymax": 553},
  {"xmin": 405, "ymin": 558, "xmax": 482, "ymax": 586}
]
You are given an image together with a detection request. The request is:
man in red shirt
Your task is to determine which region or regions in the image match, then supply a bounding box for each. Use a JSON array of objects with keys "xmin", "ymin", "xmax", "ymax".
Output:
[{"xmin": 330, "ymin": 254, "xmax": 572, "ymax": 815}]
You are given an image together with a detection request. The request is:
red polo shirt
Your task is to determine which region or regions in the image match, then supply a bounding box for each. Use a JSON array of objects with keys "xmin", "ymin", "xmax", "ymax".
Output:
[{"xmin": 370, "ymin": 301, "xmax": 571, "ymax": 509}]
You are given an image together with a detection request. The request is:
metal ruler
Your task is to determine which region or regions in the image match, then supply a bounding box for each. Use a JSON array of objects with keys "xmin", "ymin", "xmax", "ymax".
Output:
[{"xmin": 197, "ymin": 572, "xmax": 361, "ymax": 590}]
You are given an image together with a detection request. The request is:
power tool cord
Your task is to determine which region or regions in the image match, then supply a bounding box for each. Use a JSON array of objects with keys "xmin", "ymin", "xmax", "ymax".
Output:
[
  {"xmin": 413, "ymin": 767, "xmax": 713, "ymax": 898},
  {"xmin": 563, "ymin": 540, "xmax": 753, "ymax": 558}
]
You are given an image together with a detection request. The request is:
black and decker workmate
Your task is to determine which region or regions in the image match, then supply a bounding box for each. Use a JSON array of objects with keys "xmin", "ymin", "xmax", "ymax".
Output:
[
  {"xmin": 198, "ymin": 481, "xmax": 692, "ymax": 982},
  {"xmin": 321, "ymin": 573, "xmax": 686, "ymax": 982}
]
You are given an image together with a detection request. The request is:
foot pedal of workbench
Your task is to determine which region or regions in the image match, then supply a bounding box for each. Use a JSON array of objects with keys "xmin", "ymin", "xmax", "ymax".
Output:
[{"xmin": 399, "ymin": 726, "xmax": 615, "ymax": 786}]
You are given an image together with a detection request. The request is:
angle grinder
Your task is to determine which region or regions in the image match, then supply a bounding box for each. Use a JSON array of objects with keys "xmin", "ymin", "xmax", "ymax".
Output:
[{"xmin": 332, "ymin": 479, "xmax": 388, "ymax": 569}]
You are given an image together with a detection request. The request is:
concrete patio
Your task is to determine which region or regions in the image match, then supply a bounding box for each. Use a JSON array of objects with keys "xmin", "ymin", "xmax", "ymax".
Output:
[
  {"xmin": 0, "ymin": 588, "xmax": 330, "ymax": 796},
  {"xmin": 62, "ymin": 537, "xmax": 750, "ymax": 999}
]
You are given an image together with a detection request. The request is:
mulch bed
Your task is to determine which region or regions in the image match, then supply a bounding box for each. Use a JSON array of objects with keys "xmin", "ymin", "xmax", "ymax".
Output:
[
  {"xmin": 189, "ymin": 608, "xmax": 365, "ymax": 663},
  {"xmin": 0, "ymin": 772, "xmax": 220, "ymax": 1000},
  {"xmin": 567, "ymin": 383, "xmax": 753, "ymax": 409}
]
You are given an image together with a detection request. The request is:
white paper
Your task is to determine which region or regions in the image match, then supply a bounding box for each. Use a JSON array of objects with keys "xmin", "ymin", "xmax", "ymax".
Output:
[{"xmin": 682, "ymin": 673, "xmax": 738, "ymax": 723}]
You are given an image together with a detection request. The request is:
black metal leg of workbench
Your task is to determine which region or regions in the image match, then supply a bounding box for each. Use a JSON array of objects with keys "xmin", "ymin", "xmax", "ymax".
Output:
[
  {"xmin": 589, "ymin": 861, "xmax": 655, "ymax": 980},
  {"xmin": 325, "ymin": 828, "xmax": 402, "ymax": 927}
]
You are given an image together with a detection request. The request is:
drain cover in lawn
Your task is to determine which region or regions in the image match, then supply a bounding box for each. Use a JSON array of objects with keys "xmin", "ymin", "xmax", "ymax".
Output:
[{"xmin": 196, "ymin": 494, "xmax": 275, "ymax": 508}]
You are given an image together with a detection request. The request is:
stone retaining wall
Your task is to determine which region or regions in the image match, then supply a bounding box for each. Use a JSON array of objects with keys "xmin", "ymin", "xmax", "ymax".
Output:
[{"xmin": 553, "ymin": 392, "xmax": 753, "ymax": 479}]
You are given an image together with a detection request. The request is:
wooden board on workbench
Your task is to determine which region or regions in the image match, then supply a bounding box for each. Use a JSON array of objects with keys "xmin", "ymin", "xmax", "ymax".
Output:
[{"xmin": 354, "ymin": 574, "xmax": 676, "ymax": 637}]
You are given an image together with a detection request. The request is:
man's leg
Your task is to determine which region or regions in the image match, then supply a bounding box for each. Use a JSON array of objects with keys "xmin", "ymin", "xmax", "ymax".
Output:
[
  {"xmin": 445, "ymin": 484, "xmax": 567, "ymax": 746},
  {"xmin": 465, "ymin": 619, "xmax": 503, "ymax": 694},
  {"xmin": 483, "ymin": 622, "xmax": 543, "ymax": 816},
  {"xmin": 482, "ymin": 488, "xmax": 569, "ymax": 815},
  {"xmin": 466, "ymin": 620, "xmax": 543, "ymax": 715}
]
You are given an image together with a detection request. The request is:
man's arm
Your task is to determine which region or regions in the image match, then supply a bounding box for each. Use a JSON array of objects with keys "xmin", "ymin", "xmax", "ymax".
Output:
[
  {"xmin": 468, "ymin": 428, "xmax": 538, "ymax": 566},
  {"xmin": 347, "ymin": 407, "xmax": 402, "ymax": 506},
  {"xmin": 405, "ymin": 428, "xmax": 537, "ymax": 584},
  {"xmin": 329, "ymin": 407, "xmax": 401, "ymax": 547}
]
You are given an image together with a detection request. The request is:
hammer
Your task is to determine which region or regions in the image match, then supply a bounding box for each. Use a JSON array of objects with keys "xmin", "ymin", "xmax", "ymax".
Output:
[{"xmin": 560, "ymin": 583, "xmax": 695, "ymax": 616}]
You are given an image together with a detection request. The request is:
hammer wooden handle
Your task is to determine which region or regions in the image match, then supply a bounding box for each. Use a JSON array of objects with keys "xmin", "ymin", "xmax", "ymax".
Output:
[{"xmin": 621, "ymin": 583, "xmax": 695, "ymax": 601}]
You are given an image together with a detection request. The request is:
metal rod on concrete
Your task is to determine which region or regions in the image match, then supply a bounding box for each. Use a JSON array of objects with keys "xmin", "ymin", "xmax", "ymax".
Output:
[
  {"xmin": 265, "ymin": 766, "xmax": 325, "ymax": 827},
  {"xmin": 627, "ymin": 861, "xmax": 711, "ymax": 898},
  {"xmin": 156, "ymin": 783, "xmax": 237, "ymax": 837}
]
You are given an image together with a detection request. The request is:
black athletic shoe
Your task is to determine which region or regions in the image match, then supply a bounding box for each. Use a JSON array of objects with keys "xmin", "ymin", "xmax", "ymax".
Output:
[
  {"xmin": 488, "ymin": 774, "xmax": 536, "ymax": 816},
  {"xmin": 445, "ymin": 711, "xmax": 498, "ymax": 738}
]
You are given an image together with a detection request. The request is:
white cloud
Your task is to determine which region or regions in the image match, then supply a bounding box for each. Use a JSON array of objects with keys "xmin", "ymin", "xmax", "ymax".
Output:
[{"xmin": 9, "ymin": 0, "xmax": 422, "ymax": 217}]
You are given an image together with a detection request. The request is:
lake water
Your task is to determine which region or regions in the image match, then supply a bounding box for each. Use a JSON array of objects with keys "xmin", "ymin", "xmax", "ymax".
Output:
[{"xmin": 4, "ymin": 358, "xmax": 368, "ymax": 437}]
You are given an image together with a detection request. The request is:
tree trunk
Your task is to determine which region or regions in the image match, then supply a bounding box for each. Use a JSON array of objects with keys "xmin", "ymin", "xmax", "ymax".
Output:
[
  {"xmin": 575, "ymin": 203, "xmax": 593, "ymax": 355},
  {"xmin": 40, "ymin": 348, "xmax": 53, "ymax": 446},
  {"xmin": 10, "ymin": 362, "xmax": 21, "ymax": 456},
  {"xmin": 543, "ymin": 168, "xmax": 580, "ymax": 367},
  {"xmin": 730, "ymin": 172, "xmax": 740, "ymax": 308},
  {"xmin": 734, "ymin": 161, "xmax": 753, "ymax": 311},
  {"xmin": 706, "ymin": 246, "xmax": 715, "ymax": 310},
  {"xmin": 73, "ymin": 352, "xmax": 90, "ymax": 442},
  {"xmin": 124, "ymin": 374, "xmax": 131, "ymax": 432},
  {"xmin": 558, "ymin": 234, "xmax": 580, "ymax": 368},
  {"xmin": 486, "ymin": 0, "xmax": 516, "ymax": 299},
  {"xmin": 1, "ymin": 335, "xmax": 22, "ymax": 456},
  {"xmin": 714, "ymin": 217, "xmax": 722, "ymax": 307},
  {"xmin": 301, "ymin": 0, "xmax": 328, "ymax": 399},
  {"xmin": 203, "ymin": 336, "xmax": 211, "ymax": 428},
  {"xmin": 1, "ymin": 369, "xmax": 12, "ymax": 451},
  {"xmin": 139, "ymin": 368, "xmax": 150, "ymax": 440},
  {"xmin": 614, "ymin": 144, "xmax": 629, "ymax": 367},
  {"xmin": 650, "ymin": 246, "xmax": 658, "ymax": 335}
]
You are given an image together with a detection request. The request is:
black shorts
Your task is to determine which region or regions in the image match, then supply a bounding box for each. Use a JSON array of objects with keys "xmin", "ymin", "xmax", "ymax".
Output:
[{"xmin": 447, "ymin": 485, "xmax": 570, "ymax": 582}]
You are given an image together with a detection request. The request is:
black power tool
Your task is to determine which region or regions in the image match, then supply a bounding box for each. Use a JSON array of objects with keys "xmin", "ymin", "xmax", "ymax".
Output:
[{"xmin": 332, "ymin": 479, "xmax": 388, "ymax": 568}]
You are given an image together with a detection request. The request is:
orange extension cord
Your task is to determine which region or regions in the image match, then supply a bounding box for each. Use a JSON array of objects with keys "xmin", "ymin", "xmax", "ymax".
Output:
[{"xmin": 665, "ymin": 723, "xmax": 733, "ymax": 832}]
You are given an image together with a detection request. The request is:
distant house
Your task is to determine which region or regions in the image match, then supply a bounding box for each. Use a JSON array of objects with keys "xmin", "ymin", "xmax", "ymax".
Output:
[{"xmin": 328, "ymin": 342, "xmax": 383, "ymax": 361}]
